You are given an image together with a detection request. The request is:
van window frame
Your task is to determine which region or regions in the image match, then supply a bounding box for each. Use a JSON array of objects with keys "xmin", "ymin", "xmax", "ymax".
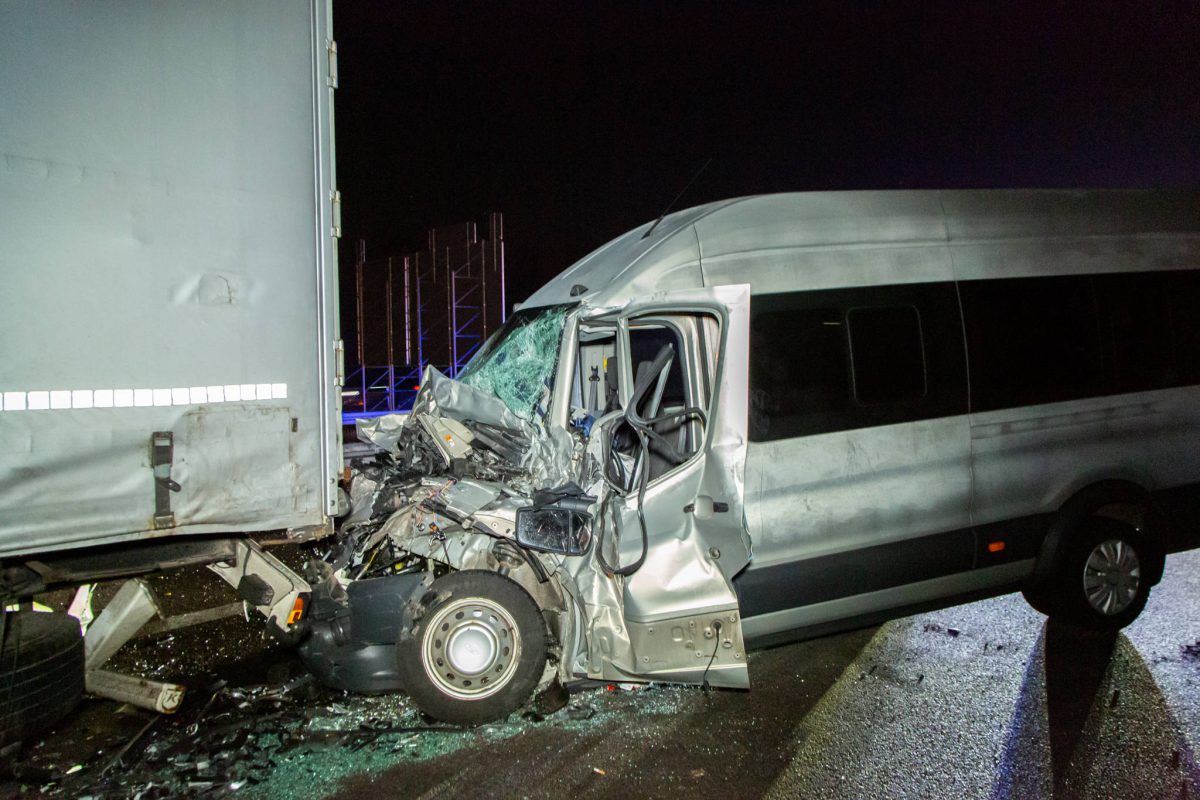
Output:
[
  {"xmin": 581, "ymin": 306, "xmax": 723, "ymax": 491},
  {"xmin": 629, "ymin": 313, "xmax": 718, "ymax": 487}
]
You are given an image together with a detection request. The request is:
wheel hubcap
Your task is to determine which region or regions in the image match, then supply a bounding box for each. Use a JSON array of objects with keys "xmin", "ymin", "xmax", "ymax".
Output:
[
  {"xmin": 1082, "ymin": 538, "xmax": 1141, "ymax": 615},
  {"xmin": 447, "ymin": 624, "xmax": 497, "ymax": 675},
  {"xmin": 421, "ymin": 597, "xmax": 521, "ymax": 701}
]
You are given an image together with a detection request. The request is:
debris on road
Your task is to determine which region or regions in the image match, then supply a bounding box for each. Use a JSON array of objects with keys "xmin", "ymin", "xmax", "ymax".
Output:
[
  {"xmin": 921, "ymin": 622, "xmax": 962, "ymax": 638},
  {"xmin": 4, "ymin": 663, "xmax": 701, "ymax": 798}
]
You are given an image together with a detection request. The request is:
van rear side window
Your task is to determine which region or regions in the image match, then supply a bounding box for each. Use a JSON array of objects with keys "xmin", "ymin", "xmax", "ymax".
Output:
[
  {"xmin": 959, "ymin": 269, "xmax": 1200, "ymax": 412},
  {"xmin": 749, "ymin": 282, "xmax": 966, "ymax": 441},
  {"xmin": 1096, "ymin": 270, "xmax": 1200, "ymax": 391},
  {"xmin": 959, "ymin": 275, "xmax": 1105, "ymax": 411}
]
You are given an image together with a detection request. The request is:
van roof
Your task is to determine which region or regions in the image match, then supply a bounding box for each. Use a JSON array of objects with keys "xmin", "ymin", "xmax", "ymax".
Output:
[{"xmin": 520, "ymin": 189, "xmax": 1200, "ymax": 310}]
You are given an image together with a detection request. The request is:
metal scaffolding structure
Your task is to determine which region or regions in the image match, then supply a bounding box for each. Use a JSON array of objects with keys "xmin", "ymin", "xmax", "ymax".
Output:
[{"xmin": 346, "ymin": 214, "xmax": 506, "ymax": 417}]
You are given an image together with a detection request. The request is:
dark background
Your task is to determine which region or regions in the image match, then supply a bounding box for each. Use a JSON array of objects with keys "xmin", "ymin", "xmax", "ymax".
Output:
[{"xmin": 333, "ymin": 1, "xmax": 1200, "ymax": 309}]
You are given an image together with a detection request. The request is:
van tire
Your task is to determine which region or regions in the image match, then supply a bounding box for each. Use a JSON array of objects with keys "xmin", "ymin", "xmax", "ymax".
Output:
[
  {"xmin": 396, "ymin": 571, "xmax": 546, "ymax": 726},
  {"xmin": 1021, "ymin": 582, "xmax": 1059, "ymax": 617},
  {"xmin": 0, "ymin": 611, "xmax": 85, "ymax": 746},
  {"xmin": 1032, "ymin": 517, "xmax": 1159, "ymax": 631}
]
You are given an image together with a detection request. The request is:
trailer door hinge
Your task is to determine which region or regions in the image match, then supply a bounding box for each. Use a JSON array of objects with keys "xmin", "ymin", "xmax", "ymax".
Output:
[
  {"xmin": 334, "ymin": 339, "xmax": 345, "ymax": 388},
  {"xmin": 327, "ymin": 39, "xmax": 338, "ymax": 89},
  {"xmin": 331, "ymin": 190, "xmax": 342, "ymax": 239}
]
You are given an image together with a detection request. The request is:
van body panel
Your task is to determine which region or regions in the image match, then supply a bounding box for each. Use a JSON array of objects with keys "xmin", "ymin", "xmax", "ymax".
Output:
[
  {"xmin": 524, "ymin": 190, "xmax": 1200, "ymax": 313},
  {"xmin": 742, "ymin": 416, "xmax": 973, "ymax": 570},
  {"xmin": 741, "ymin": 558, "xmax": 1035, "ymax": 642},
  {"xmin": 947, "ymin": 238, "xmax": 1200, "ymax": 281},
  {"xmin": 968, "ymin": 387, "xmax": 1200, "ymax": 529},
  {"xmin": 701, "ymin": 243, "xmax": 955, "ymax": 295},
  {"xmin": 521, "ymin": 201, "xmax": 732, "ymax": 310},
  {"xmin": 939, "ymin": 190, "xmax": 1200, "ymax": 240},
  {"xmin": 691, "ymin": 191, "xmax": 951, "ymax": 257}
]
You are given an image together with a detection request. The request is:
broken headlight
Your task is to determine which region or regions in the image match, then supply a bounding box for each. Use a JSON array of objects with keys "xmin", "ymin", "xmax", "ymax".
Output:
[{"xmin": 515, "ymin": 507, "xmax": 592, "ymax": 556}]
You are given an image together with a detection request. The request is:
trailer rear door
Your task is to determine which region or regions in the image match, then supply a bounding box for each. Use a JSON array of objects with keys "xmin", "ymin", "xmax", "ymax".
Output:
[{"xmin": 0, "ymin": 0, "xmax": 341, "ymax": 555}]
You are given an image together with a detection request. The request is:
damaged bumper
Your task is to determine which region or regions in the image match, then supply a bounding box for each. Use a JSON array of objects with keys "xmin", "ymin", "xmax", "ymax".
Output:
[{"xmin": 297, "ymin": 568, "xmax": 430, "ymax": 694}]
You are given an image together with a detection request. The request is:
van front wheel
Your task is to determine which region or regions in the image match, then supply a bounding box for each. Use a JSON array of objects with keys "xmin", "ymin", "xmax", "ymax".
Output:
[{"xmin": 396, "ymin": 571, "xmax": 546, "ymax": 726}]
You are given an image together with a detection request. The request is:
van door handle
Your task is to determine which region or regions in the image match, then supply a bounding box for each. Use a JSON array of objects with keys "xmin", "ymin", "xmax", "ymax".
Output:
[{"xmin": 684, "ymin": 496, "xmax": 729, "ymax": 517}]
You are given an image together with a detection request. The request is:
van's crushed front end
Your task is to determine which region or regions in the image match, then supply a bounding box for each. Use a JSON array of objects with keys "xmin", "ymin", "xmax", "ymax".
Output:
[{"xmin": 297, "ymin": 288, "xmax": 753, "ymax": 724}]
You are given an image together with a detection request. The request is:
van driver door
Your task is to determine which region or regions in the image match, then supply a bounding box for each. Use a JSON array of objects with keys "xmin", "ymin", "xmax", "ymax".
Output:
[{"xmin": 587, "ymin": 284, "xmax": 752, "ymax": 688}]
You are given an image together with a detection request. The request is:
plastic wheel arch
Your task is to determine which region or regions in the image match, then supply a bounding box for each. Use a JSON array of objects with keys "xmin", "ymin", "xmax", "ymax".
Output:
[{"xmin": 1034, "ymin": 479, "xmax": 1168, "ymax": 587}]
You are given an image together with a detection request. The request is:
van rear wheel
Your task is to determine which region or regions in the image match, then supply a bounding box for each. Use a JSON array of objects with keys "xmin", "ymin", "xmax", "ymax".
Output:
[
  {"xmin": 1028, "ymin": 517, "xmax": 1159, "ymax": 631},
  {"xmin": 1020, "ymin": 581, "xmax": 1058, "ymax": 617}
]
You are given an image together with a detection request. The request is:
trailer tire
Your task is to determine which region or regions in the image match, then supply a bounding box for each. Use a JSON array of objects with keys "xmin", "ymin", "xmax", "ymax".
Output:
[
  {"xmin": 0, "ymin": 611, "xmax": 85, "ymax": 746},
  {"xmin": 396, "ymin": 571, "xmax": 546, "ymax": 726}
]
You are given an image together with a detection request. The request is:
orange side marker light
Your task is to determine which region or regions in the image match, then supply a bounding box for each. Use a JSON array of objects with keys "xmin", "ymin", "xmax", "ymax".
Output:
[
  {"xmin": 987, "ymin": 541, "xmax": 1006, "ymax": 553},
  {"xmin": 287, "ymin": 595, "xmax": 306, "ymax": 625}
]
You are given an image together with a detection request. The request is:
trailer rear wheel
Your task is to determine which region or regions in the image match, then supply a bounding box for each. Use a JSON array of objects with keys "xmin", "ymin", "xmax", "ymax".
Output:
[
  {"xmin": 0, "ymin": 611, "xmax": 85, "ymax": 746},
  {"xmin": 396, "ymin": 571, "xmax": 546, "ymax": 726}
]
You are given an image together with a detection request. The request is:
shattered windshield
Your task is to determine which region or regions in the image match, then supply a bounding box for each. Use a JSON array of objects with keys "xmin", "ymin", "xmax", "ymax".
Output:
[{"xmin": 459, "ymin": 304, "xmax": 572, "ymax": 420}]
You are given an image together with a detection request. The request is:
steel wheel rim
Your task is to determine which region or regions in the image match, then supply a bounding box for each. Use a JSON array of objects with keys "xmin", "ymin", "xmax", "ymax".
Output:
[
  {"xmin": 1082, "ymin": 538, "xmax": 1141, "ymax": 616},
  {"xmin": 421, "ymin": 596, "xmax": 521, "ymax": 701}
]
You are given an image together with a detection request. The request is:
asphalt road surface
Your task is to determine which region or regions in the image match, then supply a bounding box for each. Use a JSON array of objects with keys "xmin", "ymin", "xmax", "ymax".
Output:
[{"xmin": 6, "ymin": 550, "xmax": 1200, "ymax": 799}]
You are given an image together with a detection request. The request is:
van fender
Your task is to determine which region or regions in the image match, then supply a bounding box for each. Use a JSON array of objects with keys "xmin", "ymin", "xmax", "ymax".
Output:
[{"xmin": 1033, "ymin": 479, "xmax": 1168, "ymax": 587}]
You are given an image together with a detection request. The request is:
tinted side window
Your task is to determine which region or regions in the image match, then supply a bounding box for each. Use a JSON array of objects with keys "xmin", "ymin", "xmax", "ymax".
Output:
[
  {"xmin": 848, "ymin": 306, "xmax": 927, "ymax": 404},
  {"xmin": 749, "ymin": 282, "xmax": 966, "ymax": 441},
  {"xmin": 749, "ymin": 306, "xmax": 850, "ymax": 438},
  {"xmin": 959, "ymin": 275, "xmax": 1105, "ymax": 412},
  {"xmin": 1164, "ymin": 270, "xmax": 1200, "ymax": 386},
  {"xmin": 1097, "ymin": 269, "xmax": 1200, "ymax": 390},
  {"xmin": 1094, "ymin": 272, "xmax": 1175, "ymax": 394},
  {"xmin": 962, "ymin": 270, "xmax": 1200, "ymax": 412}
]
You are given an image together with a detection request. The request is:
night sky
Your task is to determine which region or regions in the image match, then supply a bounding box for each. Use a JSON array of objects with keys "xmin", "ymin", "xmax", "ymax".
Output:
[{"xmin": 334, "ymin": 1, "xmax": 1200, "ymax": 308}]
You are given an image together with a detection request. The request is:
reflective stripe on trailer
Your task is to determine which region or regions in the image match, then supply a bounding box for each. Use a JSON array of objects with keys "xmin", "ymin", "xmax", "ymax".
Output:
[{"xmin": 0, "ymin": 383, "xmax": 287, "ymax": 411}]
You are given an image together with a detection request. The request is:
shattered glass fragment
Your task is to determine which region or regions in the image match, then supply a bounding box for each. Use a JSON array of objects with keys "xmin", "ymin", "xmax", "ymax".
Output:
[{"xmin": 459, "ymin": 304, "xmax": 570, "ymax": 420}]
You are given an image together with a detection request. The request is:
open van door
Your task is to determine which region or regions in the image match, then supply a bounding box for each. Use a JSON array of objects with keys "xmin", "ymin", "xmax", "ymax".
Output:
[{"xmin": 589, "ymin": 284, "xmax": 752, "ymax": 688}]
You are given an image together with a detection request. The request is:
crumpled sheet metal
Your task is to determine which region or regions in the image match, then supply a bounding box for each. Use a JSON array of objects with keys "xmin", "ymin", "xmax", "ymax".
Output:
[
  {"xmin": 523, "ymin": 422, "xmax": 579, "ymax": 492},
  {"xmin": 372, "ymin": 366, "xmax": 579, "ymax": 490},
  {"xmin": 356, "ymin": 412, "xmax": 410, "ymax": 453},
  {"xmin": 698, "ymin": 283, "xmax": 755, "ymax": 578},
  {"xmin": 343, "ymin": 471, "xmax": 384, "ymax": 526},
  {"xmin": 459, "ymin": 305, "xmax": 569, "ymax": 422},
  {"xmin": 418, "ymin": 366, "xmax": 529, "ymax": 434},
  {"xmin": 381, "ymin": 519, "xmax": 497, "ymax": 574},
  {"xmin": 559, "ymin": 552, "xmax": 634, "ymax": 680}
]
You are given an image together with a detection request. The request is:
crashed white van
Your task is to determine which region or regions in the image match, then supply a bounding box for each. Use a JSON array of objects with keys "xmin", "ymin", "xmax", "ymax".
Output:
[{"xmin": 299, "ymin": 190, "xmax": 1200, "ymax": 724}]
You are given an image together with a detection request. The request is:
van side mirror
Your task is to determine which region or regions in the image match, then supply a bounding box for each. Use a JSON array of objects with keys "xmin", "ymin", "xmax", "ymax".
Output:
[{"xmin": 515, "ymin": 506, "xmax": 592, "ymax": 556}]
